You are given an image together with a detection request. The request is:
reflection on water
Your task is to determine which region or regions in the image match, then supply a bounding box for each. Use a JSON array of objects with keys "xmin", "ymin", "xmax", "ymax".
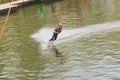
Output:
[
  {"xmin": 0, "ymin": 0, "xmax": 120, "ymax": 80},
  {"xmin": 53, "ymin": 47, "xmax": 65, "ymax": 65}
]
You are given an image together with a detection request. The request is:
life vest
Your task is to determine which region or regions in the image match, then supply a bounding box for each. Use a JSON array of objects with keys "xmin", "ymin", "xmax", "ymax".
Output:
[{"xmin": 55, "ymin": 28, "xmax": 62, "ymax": 33}]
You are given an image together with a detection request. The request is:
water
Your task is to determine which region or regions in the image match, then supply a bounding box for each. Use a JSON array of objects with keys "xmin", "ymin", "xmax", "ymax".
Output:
[{"xmin": 0, "ymin": 0, "xmax": 120, "ymax": 80}]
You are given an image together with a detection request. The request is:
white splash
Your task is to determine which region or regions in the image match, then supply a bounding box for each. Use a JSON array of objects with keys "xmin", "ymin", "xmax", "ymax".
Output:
[
  {"xmin": 31, "ymin": 28, "xmax": 53, "ymax": 50},
  {"xmin": 31, "ymin": 21, "xmax": 120, "ymax": 50}
]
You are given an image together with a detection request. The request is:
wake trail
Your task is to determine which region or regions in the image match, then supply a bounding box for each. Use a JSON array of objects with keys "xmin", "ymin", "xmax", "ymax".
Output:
[{"xmin": 31, "ymin": 21, "xmax": 120, "ymax": 50}]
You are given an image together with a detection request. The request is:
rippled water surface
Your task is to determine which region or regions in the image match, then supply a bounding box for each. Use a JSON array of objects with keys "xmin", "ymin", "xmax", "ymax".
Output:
[{"xmin": 0, "ymin": 0, "xmax": 120, "ymax": 80}]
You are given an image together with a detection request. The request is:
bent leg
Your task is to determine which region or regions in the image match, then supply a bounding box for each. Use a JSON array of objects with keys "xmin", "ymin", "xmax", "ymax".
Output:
[
  {"xmin": 53, "ymin": 34, "xmax": 58, "ymax": 41},
  {"xmin": 49, "ymin": 33, "xmax": 56, "ymax": 41}
]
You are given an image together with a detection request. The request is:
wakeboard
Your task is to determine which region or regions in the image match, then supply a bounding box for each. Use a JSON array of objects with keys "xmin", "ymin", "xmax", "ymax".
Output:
[{"xmin": 47, "ymin": 41, "xmax": 55, "ymax": 48}]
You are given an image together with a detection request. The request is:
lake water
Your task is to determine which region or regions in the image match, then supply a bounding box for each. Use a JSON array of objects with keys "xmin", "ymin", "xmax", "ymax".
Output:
[{"xmin": 0, "ymin": 0, "xmax": 120, "ymax": 80}]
